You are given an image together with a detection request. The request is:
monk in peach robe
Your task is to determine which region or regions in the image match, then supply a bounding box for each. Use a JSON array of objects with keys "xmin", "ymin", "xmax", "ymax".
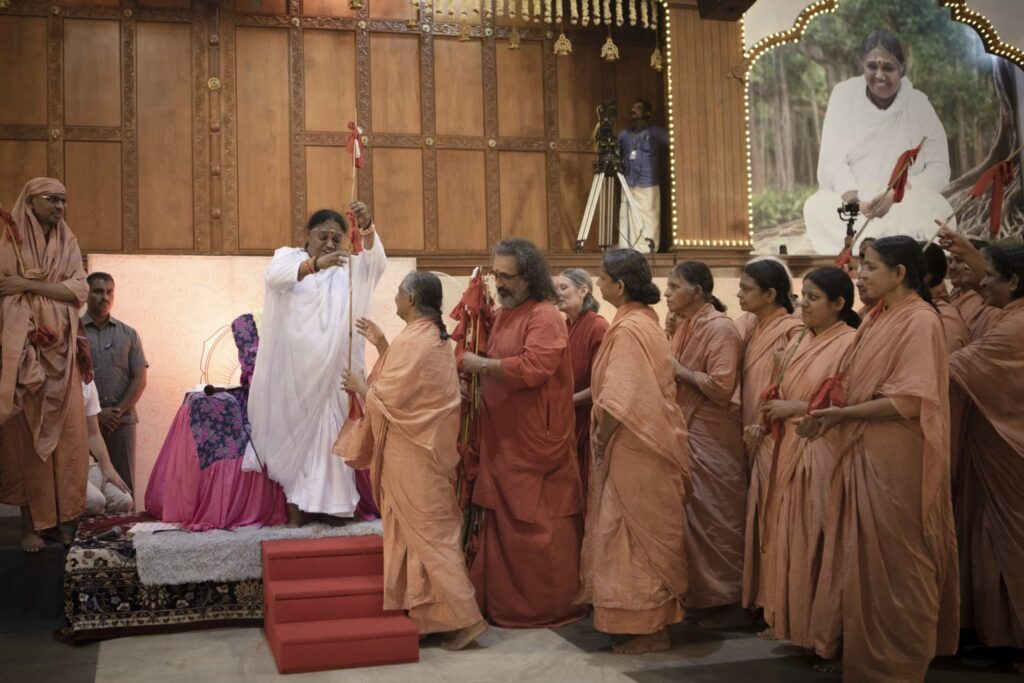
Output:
[
  {"xmin": 950, "ymin": 244, "xmax": 1000, "ymax": 341},
  {"xmin": 461, "ymin": 239, "xmax": 585, "ymax": 628},
  {"xmin": 757, "ymin": 268, "xmax": 858, "ymax": 646},
  {"xmin": 735, "ymin": 260, "xmax": 802, "ymax": 618},
  {"xmin": 339, "ymin": 272, "xmax": 486, "ymax": 650},
  {"xmin": 943, "ymin": 236, "xmax": 1024, "ymax": 651},
  {"xmin": 924, "ymin": 243, "xmax": 969, "ymax": 354},
  {"xmin": 664, "ymin": 262, "xmax": 746, "ymax": 615},
  {"xmin": 578, "ymin": 249, "xmax": 688, "ymax": 654},
  {"xmin": 0, "ymin": 178, "xmax": 90, "ymax": 552},
  {"xmin": 555, "ymin": 268, "xmax": 609, "ymax": 512},
  {"xmin": 803, "ymin": 236, "xmax": 958, "ymax": 680}
]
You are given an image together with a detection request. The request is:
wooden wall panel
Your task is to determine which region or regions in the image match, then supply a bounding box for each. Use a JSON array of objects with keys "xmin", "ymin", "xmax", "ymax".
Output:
[
  {"xmin": 305, "ymin": 146, "xmax": 354, "ymax": 219},
  {"xmin": 137, "ymin": 21, "xmax": 193, "ymax": 250},
  {"xmin": 235, "ymin": 27, "xmax": 291, "ymax": 251},
  {"xmin": 437, "ymin": 150, "xmax": 486, "ymax": 250},
  {"xmin": 434, "ymin": 39, "xmax": 484, "ymax": 138},
  {"xmin": 557, "ymin": 42, "xmax": 602, "ymax": 140},
  {"xmin": 615, "ymin": 45, "xmax": 667, "ymax": 130},
  {"xmin": 499, "ymin": 151, "xmax": 547, "ymax": 248},
  {"xmin": 302, "ymin": 0, "xmax": 356, "ymax": 17},
  {"xmin": 0, "ymin": 141, "xmax": 47, "ymax": 209},
  {"xmin": 0, "ymin": 17, "xmax": 47, "ymax": 126},
  {"xmin": 63, "ymin": 19, "xmax": 121, "ymax": 128},
  {"xmin": 237, "ymin": 0, "xmax": 286, "ymax": 14},
  {"xmin": 557, "ymin": 152, "xmax": 596, "ymax": 251},
  {"xmin": 370, "ymin": 34, "xmax": 421, "ymax": 135},
  {"xmin": 137, "ymin": 0, "xmax": 191, "ymax": 7},
  {"xmin": 496, "ymin": 42, "xmax": 545, "ymax": 138},
  {"xmin": 304, "ymin": 30, "xmax": 356, "ymax": 133},
  {"xmin": 372, "ymin": 148, "xmax": 424, "ymax": 250},
  {"xmin": 670, "ymin": 8, "xmax": 747, "ymax": 246},
  {"xmin": 65, "ymin": 141, "xmax": 122, "ymax": 251},
  {"xmin": 367, "ymin": 0, "xmax": 416, "ymax": 21}
]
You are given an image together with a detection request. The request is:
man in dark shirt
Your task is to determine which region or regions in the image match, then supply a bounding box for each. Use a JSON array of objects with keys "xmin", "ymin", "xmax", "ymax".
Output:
[
  {"xmin": 82, "ymin": 272, "xmax": 148, "ymax": 494},
  {"xmin": 617, "ymin": 99, "xmax": 669, "ymax": 253}
]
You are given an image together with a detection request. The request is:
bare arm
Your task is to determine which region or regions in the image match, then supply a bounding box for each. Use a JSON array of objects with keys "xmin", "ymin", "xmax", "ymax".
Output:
[
  {"xmin": 0, "ymin": 275, "xmax": 76, "ymax": 302},
  {"xmin": 87, "ymin": 415, "xmax": 131, "ymax": 494}
]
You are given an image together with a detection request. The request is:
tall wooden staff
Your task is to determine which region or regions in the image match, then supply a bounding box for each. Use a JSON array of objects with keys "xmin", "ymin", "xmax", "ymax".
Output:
[
  {"xmin": 344, "ymin": 118, "xmax": 366, "ymax": 420},
  {"xmin": 834, "ymin": 137, "xmax": 925, "ymax": 268}
]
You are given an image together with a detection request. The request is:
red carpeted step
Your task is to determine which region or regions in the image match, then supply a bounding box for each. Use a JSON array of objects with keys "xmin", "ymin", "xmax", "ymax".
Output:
[
  {"xmin": 262, "ymin": 535, "xmax": 384, "ymax": 582},
  {"xmin": 265, "ymin": 615, "xmax": 419, "ymax": 674},
  {"xmin": 265, "ymin": 575, "xmax": 402, "ymax": 624}
]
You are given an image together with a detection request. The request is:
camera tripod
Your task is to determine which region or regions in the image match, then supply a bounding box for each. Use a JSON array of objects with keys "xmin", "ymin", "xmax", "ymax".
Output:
[{"xmin": 575, "ymin": 171, "xmax": 653, "ymax": 253}]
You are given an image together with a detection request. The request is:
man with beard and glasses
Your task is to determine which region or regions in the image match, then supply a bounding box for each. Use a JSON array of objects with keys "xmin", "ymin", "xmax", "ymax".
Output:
[{"xmin": 460, "ymin": 238, "xmax": 586, "ymax": 628}]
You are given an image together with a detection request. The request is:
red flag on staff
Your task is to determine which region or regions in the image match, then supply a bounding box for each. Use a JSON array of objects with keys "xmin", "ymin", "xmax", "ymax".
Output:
[
  {"xmin": 0, "ymin": 205, "xmax": 21, "ymax": 247},
  {"xmin": 969, "ymin": 160, "xmax": 1016, "ymax": 237},
  {"xmin": 888, "ymin": 140, "xmax": 924, "ymax": 203},
  {"xmin": 449, "ymin": 267, "xmax": 494, "ymax": 563},
  {"xmin": 346, "ymin": 121, "xmax": 364, "ymax": 169}
]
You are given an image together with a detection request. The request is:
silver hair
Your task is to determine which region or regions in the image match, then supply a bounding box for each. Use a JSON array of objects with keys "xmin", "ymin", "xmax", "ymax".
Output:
[{"xmin": 559, "ymin": 268, "xmax": 601, "ymax": 314}]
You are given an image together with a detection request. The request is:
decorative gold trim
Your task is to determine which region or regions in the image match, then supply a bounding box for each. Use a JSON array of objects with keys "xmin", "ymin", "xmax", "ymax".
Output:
[
  {"xmin": 741, "ymin": 0, "xmax": 836, "ymax": 78},
  {"xmin": 207, "ymin": 76, "xmax": 222, "ymax": 91},
  {"xmin": 942, "ymin": 0, "xmax": 1024, "ymax": 70}
]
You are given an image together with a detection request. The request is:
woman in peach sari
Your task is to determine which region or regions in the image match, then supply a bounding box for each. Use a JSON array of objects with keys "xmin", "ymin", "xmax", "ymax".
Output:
[
  {"xmin": 756, "ymin": 267, "xmax": 858, "ymax": 646},
  {"xmin": 340, "ymin": 272, "xmax": 486, "ymax": 651},
  {"xmin": 664, "ymin": 261, "xmax": 747, "ymax": 626},
  {"xmin": 736, "ymin": 259, "xmax": 802, "ymax": 620},
  {"xmin": 578, "ymin": 249, "xmax": 689, "ymax": 655},
  {"xmin": 942, "ymin": 232, "xmax": 1024, "ymax": 659},
  {"xmin": 801, "ymin": 236, "xmax": 958, "ymax": 680}
]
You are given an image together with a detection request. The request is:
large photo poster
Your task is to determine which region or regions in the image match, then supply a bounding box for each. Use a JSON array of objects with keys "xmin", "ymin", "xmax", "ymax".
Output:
[{"xmin": 748, "ymin": 0, "xmax": 1023, "ymax": 255}]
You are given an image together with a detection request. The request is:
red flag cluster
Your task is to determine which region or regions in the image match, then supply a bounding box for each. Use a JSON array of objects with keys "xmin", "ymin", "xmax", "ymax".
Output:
[{"xmin": 969, "ymin": 160, "xmax": 1016, "ymax": 237}]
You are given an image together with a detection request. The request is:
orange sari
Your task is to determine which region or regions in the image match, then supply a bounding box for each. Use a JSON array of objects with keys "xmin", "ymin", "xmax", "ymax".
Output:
[
  {"xmin": 670, "ymin": 303, "xmax": 746, "ymax": 609},
  {"xmin": 737, "ymin": 308, "xmax": 803, "ymax": 609},
  {"xmin": 759, "ymin": 321, "xmax": 856, "ymax": 647},
  {"xmin": 810, "ymin": 297, "xmax": 958, "ymax": 682},
  {"xmin": 335, "ymin": 318, "xmax": 481, "ymax": 634},
  {"xmin": 950, "ymin": 298, "xmax": 1024, "ymax": 647},
  {"xmin": 579, "ymin": 303, "xmax": 689, "ymax": 634}
]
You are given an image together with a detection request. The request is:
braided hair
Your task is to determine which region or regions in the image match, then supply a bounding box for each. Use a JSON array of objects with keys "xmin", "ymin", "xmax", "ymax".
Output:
[{"xmin": 400, "ymin": 272, "xmax": 450, "ymax": 340}]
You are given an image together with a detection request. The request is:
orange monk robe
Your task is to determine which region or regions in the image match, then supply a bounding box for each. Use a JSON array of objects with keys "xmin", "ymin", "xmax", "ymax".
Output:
[
  {"xmin": 0, "ymin": 178, "xmax": 89, "ymax": 530},
  {"xmin": 579, "ymin": 303, "xmax": 689, "ymax": 634},
  {"xmin": 950, "ymin": 298, "xmax": 1024, "ymax": 648},
  {"xmin": 471, "ymin": 298, "xmax": 585, "ymax": 628},
  {"xmin": 736, "ymin": 309, "xmax": 803, "ymax": 609},
  {"xmin": 566, "ymin": 309, "xmax": 609, "ymax": 515},
  {"xmin": 335, "ymin": 318, "xmax": 482, "ymax": 634},
  {"xmin": 760, "ymin": 321, "xmax": 855, "ymax": 647},
  {"xmin": 931, "ymin": 284, "xmax": 970, "ymax": 479},
  {"xmin": 670, "ymin": 303, "xmax": 746, "ymax": 609},
  {"xmin": 810, "ymin": 297, "xmax": 959, "ymax": 682},
  {"xmin": 952, "ymin": 288, "xmax": 1001, "ymax": 342}
]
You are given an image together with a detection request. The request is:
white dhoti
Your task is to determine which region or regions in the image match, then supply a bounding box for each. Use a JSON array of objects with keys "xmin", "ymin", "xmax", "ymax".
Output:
[
  {"xmin": 803, "ymin": 186, "xmax": 955, "ymax": 255},
  {"xmin": 248, "ymin": 239, "xmax": 387, "ymax": 515},
  {"xmin": 618, "ymin": 184, "xmax": 660, "ymax": 252}
]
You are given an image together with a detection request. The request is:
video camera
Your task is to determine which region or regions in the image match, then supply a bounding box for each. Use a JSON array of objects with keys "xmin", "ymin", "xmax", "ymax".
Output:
[{"xmin": 592, "ymin": 101, "xmax": 622, "ymax": 177}]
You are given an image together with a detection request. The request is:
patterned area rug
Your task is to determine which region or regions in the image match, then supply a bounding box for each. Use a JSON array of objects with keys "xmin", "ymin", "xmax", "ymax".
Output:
[{"xmin": 62, "ymin": 514, "xmax": 381, "ymax": 643}]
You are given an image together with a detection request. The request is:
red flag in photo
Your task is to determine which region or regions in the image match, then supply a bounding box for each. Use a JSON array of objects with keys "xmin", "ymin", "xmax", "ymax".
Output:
[
  {"xmin": 969, "ymin": 160, "xmax": 1016, "ymax": 236},
  {"xmin": 888, "ymin": 140, "xmax": 924, "ymax": 203}
]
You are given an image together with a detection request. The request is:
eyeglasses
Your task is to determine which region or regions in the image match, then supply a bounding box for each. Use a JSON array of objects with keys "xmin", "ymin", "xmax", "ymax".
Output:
[
  {"xmin": 488, "ymin": 270, "xmax": 522, "ymax": 284},
  {"xmin": 36, "ymin": 194, "xmax": 69, "ymax": 206}
]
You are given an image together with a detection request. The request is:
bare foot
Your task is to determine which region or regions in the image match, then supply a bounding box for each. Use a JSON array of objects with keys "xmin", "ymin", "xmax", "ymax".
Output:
[
  {"xmin": 697, "ymin": 603, "xmax": 755, "ymax": 629},
  {"xmin": 612, "ymin": 628, "xmax": 671, "ymax": 655},
  {"xmin": 21, "ymin": 532, "xmax": 46, "ymax": 553},
  {"xmin": 757, "ymin": 627, "xmax": 777, "ymax": 641},
  {"xmin": 442, "ymin": 620, "xmax": 489, "ymax": 651}
]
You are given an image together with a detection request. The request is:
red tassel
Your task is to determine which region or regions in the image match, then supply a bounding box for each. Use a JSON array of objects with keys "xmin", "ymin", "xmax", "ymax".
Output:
[
  {"xmin": 969, "ymin": 160, "xmax": 1016, "ymax": 237},
  {"xmin": 1, "ymin": 206, "xmax": 21, "ymax": 246},
  {"xmin": 808, "ymin": 373, "xmax": 846, "ymax": 412},
  {"xmin": 345, "ymin": 122, "xmax": 364, "ymax": 169},
  {"xmin": 345, "ymin": 211, "xmax": 363, "ymax": 255},
  {"xmin": 834, "ymin": 248, "xmax": 852, "ymax": 269},
  {"xmin": 29, "ymin": 324, "xmax": 58, "ymax": 349},
  {"xmin": 888, "ymin": 141, "xmax": 924, "ymax": 203},
  {"xmin": 346, "ymin": 389, "xmax": 364, "ymax": 420},
  {"xmin": 758, "ymin": 384, "xmax": 783, "ymax": 442}
]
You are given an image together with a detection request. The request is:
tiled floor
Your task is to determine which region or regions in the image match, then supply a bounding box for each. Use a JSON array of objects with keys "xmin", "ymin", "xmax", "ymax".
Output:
[{"xmin": 3, "ymin": 618, "xmax": 1019, "ymax": 682}]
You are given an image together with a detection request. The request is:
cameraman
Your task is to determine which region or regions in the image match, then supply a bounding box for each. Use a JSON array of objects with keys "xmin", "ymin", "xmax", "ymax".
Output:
[{"xmin": 618, "ymin": 99, "xmax": 668, "ymax": 253}]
